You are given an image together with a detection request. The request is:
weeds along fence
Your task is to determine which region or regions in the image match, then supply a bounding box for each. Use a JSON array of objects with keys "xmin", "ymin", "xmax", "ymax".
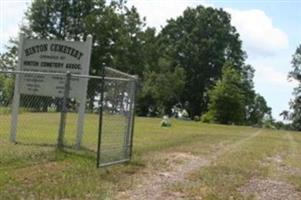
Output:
[{"xmin": 0, "ymin": 68, "xmax": 137, "ymax": 167}]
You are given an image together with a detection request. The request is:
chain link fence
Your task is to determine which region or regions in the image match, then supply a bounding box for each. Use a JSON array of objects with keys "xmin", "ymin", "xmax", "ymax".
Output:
[
  {"xmin": 0, "ymin": 71, "xmax": 13, "ymax": 144},
  {"xmin": 0, "ymin": 68, "xmax": 137, "ymax": 167}
]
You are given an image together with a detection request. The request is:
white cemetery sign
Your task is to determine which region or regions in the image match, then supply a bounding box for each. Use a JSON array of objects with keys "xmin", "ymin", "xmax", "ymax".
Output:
[
  {"xmin": 10, "ymin": 34, "xmax": 92, "ymax": 148},
  {"xmin": 20, "ymin": 38, "xmax": 91, "ymax": 98}
]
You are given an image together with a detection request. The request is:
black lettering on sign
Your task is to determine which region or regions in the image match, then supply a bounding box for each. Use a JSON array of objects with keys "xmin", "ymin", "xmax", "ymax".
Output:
[
  {"xmin": 40, "ymin": 62, "xmax": 64, "ymax": 68},
  {"xmin": 66, "ymin": 63, "xmax": 81, "ymax": 70},
  {"xmin": 23, "ymin": 61, "xmax": 39, "ymax": 66},
  {"xmin": 24, "ymin": 44, "xmax": 48, "ymax": 56},
  {"xmin": 50, "ymin": 43, "xmax": 84, "ymax": 60},
  {"xmin": 40, "ymin": 55, "xmax": 59, "ymax": 60}
]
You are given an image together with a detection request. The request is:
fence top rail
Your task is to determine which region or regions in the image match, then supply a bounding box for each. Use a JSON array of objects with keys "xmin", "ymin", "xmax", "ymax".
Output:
[
  {"xmin": 106, "ymin": 67, "xmax": 138, "ymax": 80},
  {"xmin": 0, "ymin": 70, "xmax": 134, "ymax": 82},
  {"xmin": 72, "ymin": 74, "xmax": 132, "ymax": 82},
  {"xmin": 0, "ymin": 69, "xmax": 67, "ymax": 77}
]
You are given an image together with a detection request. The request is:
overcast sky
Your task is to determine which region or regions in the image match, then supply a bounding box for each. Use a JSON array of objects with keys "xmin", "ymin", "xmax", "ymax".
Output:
[{"xmin": 1, "ymin": 0, "xmax": 300, "ymax": 120}]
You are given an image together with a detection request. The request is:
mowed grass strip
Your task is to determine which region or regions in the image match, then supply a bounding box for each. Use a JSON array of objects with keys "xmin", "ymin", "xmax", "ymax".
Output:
[
  {"xmin": 170, "ymin": 129, "xmax": 301, "ymax": 200},
  {"xmin": 0, "ymin": 113, "xmax": 300, "ymax": 199},
  {"xmin": 283, "ymin": 133, "xmax": 301, "ymax": 190}
]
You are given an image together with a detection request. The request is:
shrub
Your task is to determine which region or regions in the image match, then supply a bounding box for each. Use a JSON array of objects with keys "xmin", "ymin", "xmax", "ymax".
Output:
[
  {"xmin": 193, "ymin": 115, "xmax": 200, "ymax": 122},
  {"xmin": 201, "ymin": 112, "xmax": 214, "ymax": 123}
]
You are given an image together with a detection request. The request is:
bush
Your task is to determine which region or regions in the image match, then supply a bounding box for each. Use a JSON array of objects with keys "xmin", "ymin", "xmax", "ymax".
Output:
[
  {"xmin": 262, "ymin": 121, "xmax": 276, "ymax": 129},
  {"xmin": 193, "ymin": 115, "xmax": 200, "ymax": 122},
  {"xmin": 201, "ymin": 112, "xmax": 214, "ymax": 123}
]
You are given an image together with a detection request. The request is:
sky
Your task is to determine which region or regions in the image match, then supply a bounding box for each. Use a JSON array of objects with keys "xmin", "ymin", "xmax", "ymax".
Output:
[{"xmin": 0, "ymin": 0, "xmax": 300, "ymax": 120}]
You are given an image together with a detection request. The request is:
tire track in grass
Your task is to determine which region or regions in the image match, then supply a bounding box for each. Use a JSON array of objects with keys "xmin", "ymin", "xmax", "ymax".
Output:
[
  {"xmin": 210, "ymin": 129, "xmax": 262, "ymax": 161},
  {"xmin": 239, "ymin": 131, "xmax": 301, "ymax": 200},
  {"xmin": 287, "ymin": 132, "xmax": 298, "ymax": 158},
  {"xmin": 114, "ymin": 129, "xmax": 262, "ymax": 200},
  {"xmin": 279, "ymin": 132, "xmax": 301, "ymax": 177}
]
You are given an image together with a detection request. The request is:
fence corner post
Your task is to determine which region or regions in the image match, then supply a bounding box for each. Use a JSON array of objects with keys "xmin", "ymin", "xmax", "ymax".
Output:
[{"xmin": 57, "ymin": 71, "xmax": 71, "ymax": 148}]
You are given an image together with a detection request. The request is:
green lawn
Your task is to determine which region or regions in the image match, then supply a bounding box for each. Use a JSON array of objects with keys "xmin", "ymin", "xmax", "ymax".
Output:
[{"xmin": 1, "ymin": 113, "xmax": 301, "ymax": 199}]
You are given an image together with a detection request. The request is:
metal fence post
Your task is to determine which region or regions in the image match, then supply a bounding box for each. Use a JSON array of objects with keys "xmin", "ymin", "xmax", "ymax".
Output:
[
  {"xmin": 123, "ymin": 79, "xmax": 135, "ymax": 158},
  {"xmin": 57, "ymin": 72, "xmax": 71, "ymax": 148},
  {"xmin": 129, "ymin": 76, "xmax": 138, "ymax": 159},
  {"xmin": 96, "ymin": 66, "xmax": 105, "ymax": 167}
]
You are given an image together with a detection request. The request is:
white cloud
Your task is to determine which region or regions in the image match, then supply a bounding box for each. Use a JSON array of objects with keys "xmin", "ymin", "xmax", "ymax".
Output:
[
  {"xmin": 0, "ymin": 0, "xmax": 31, "ymax": 52},
  {"xmin": 226, "ymin": 8, "xmax": 289, "ymax": 56},
  {"xmin": 127, "ymin": 0, "xmax": 210, "ymax": 30},
  {"xmin": 0, "ymin": 25, "xmax": 19, "ymax": 47},
  {"xmin": 255, "ymin": 66, "xmax": 297, "ymax": 87}
]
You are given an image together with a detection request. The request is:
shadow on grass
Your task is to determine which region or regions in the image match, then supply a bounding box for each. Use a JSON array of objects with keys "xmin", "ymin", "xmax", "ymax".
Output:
[
  {"xmin": 0, "ymin": 142, "xmax": 98, "ymax": 169},
  {"xmin": 3, "ymin": 141, "xmax": 140, "ymax": 170},
  {"xmin": 16, "ymin": 141, "xmax": 56, "ymax": 148}
]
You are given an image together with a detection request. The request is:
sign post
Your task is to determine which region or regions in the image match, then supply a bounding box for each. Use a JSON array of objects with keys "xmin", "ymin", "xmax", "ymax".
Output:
[
  {"xmin": 10, "ymin": 34, "xmax": 24, "ymax": 143},
  {"xmin": 76, "ymin": 35, "xmax": 92, "ymax": 149}
]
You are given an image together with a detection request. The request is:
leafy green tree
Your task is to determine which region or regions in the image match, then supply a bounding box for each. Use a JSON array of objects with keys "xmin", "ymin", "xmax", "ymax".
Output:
[
  {"xmin": 288, "ymin": 97, "xmax": 301, "ymax": 130},
  {"xmin": 139, "ymin": 66, "xmax": 185, "ymax": 116},
  {"xmin": 288, "ymin": 45, "xmax": 301, "ymax": 130},
  {"xmin": 84, "ymin": 4, "xmax": 147, "ymax": 76},
  {"xmin": 0, "ymin": 75, "xmax": 6, "ymax": 104},
  {"xmin": 0, "ymin": 44, "xmax": 18, "ymax": 105},
  {"xmin": 157, "ymin": 6, "xmax": 245, "ymax": 117},
  {"xmin": 203, "ymin": 62, "xmax": 270, "ymax": 125},
  {"xmin": 0, "ymin": 73, "xmax": 14, "ymax": 106},
  {"xmin": 204, "ymin": 65, "xmax": 246, "ymax": 124},
  {"xmin": 280, "ymin": 110, "xmax": 290, "ymax": 121},
  {"xmin": 24, "ymin": 0, "xmax": 106, "ymax": 40},
  {"xmin": 0, "ymin": 40, "xmax": 18, "ymax": 70},
  {"xmin": 247, "ymin": 94, "xmax": 272, "ymax": 125}
]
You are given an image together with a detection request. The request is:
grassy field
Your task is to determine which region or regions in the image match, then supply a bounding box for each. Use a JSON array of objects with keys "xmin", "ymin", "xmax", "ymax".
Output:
[{"xmin": 1, "ymin": 114, "xmax": 301, "ymax": 199}]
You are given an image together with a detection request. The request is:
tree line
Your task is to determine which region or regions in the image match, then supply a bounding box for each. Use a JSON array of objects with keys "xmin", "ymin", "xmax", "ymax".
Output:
[
  {"xmin": 280, "ymin": 44, "xmax": 301, "ymax": 131},
  {"xmin": 0, "ymin": 0, "xmax": 273, "ymax": 126}
]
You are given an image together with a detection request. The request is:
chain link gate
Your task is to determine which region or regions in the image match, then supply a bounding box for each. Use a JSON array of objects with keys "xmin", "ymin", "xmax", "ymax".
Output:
[
  {"xmin": 0, "ymin": 67, "xmax": 137, "ymax": 168},
  {"xmin": 97, "ymin": 67, "xmax": 137, "ymax": 167}
]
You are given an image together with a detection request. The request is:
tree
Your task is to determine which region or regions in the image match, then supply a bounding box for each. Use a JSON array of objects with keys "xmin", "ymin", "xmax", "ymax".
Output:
[
  {"xmin": 24, "ymin": 0, "xmax": 106, "ymax": 40},
  {"xmin": 0, "ymin": 43, "xmax": 18, "ymax": 105},
  {"xmin": 203, "ymin": 62, "xmax": 271, "ymax": 125},
  {"xmin": 0, "ymin": 45, "xmax": 18, "ymax": 71},
  {"xmin": 280, "ymin": 110, "xmax": 290, "ymax": 121},
  {"xmin": 157, "ymin": 6, "xmax": 245, "ymax": 117},
  {"xmin": 84, "ymin": 3, "xmax": 147, "ymax": 76},
  {"xmin": 0, "ymin": 72, "xmax": 14, "ymax": 106},
  {"xmin": 138, "ymin": 66, "xmax": 185, "ymax": 116},
  {"xmin": 247, "ymin": 94, "xmax": 272, "ymax": 125},
  {"xmin": 204, "ymin": 65, "xmax": 246, "ymax": 124},
  {"xmin": 288, "ymin": 45, "xmax": 301, "ymax": 130}
]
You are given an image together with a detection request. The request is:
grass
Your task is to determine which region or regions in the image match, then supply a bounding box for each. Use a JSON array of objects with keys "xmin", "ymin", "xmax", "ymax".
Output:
[
  {"xmin": 172, "ymin": 129, "xmax": 293, "ymax": 199},
  {"xmin": 1, "ymin": 113, "xmax": 301, "ymax": 199}
]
